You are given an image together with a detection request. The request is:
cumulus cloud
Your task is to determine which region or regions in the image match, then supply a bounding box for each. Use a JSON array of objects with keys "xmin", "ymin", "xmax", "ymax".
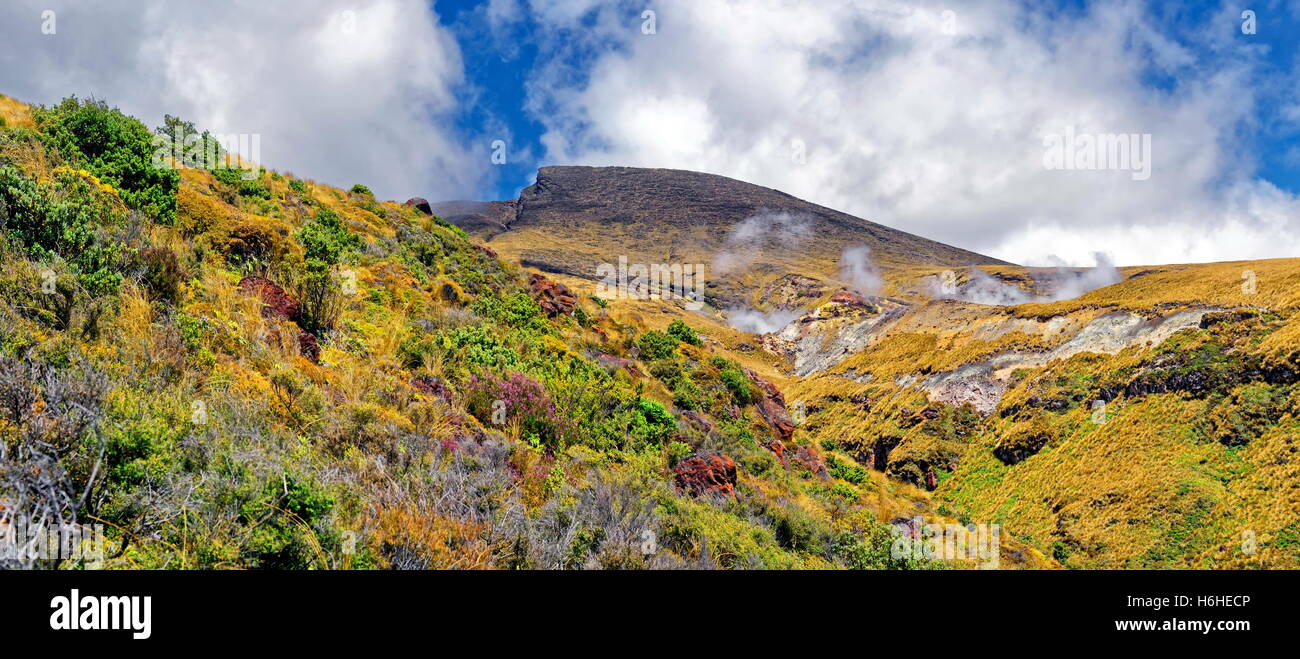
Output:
[
  {"xmin": 0, "ymin": 0, "xmax": 483, "ymax": 201},
  {"xmin": 517, "ymin": 0, "xmax": 1300, "ymax": 266}
]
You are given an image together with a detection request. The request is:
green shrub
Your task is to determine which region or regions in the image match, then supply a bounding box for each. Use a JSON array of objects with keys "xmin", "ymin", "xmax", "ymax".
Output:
[
  {"xmin": 827, "ymin": 455, "xmax": 868, "ymax": 485},
  {"xmin": 34, "ymin": 97, "xmax": 179, "ymax": 224},
  {"xmin": 288, "ymin": 179, "xmax": 310, "ymax": 195},
  {"xmin": 350, "ymin": 183, "xmax": 373, "ymax": 196},
  {"xmin": 299, "ymin": 206, "xmax": 360, "ymax": 268},
  {"xmin": 637, "ymin": 330, "xmax": 678, "ymax": 361},
  {"xmin": 713, "ymin": 358, "xmax": 756, "ymax": 406},
  {"xmin": 0, "ymin": 165, "xmax": 125, "ymax": 295},
  {"xmin": 666, "ymin": 319, "xmax": 702, "ymax": 346}
]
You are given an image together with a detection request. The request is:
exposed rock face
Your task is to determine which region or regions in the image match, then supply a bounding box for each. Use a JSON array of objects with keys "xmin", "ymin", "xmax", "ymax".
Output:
[
  {"xmin": 789, "ymin": 444, "xmax": 830, "ymax": 480},
  {"xmin": 412, "ymin": 375, "xmax": 453, "ymax": 402},
  {"xmin": 680, "ymin": 410, "xmax": 714, "ymax": 435},
  {"xmin": 528, "ymin": 273, "xmax": 576, "ymax": 317},
  {"xmin": 403, "ymin": 197, "xmax": 433, "ymax": 215},
  {"xmin": 760, "ymin": 274, "xmax": 828, "ymax": 309},
  {"xmin": 993, "ymin": 430, "xmax": 1050, "ymax": 465},
  {"xmin": 744, "ymin": 368, "xmax": 796, "ymax": 441},
  {"xmin": 919, "ymin": 309, "xmax": 1220, "ymax": 415},
  {"xmin": 674, "ymin": 451, "xmax": 737, "ymax": 497},
  {"xmin": 595, "ymin": 353, "xmax": 643, "ymax": 377},
  {"xmin": 238, "ymin": 276, "xmax": 299, "ymax": 322},
  {"xmin": 765, "ymin": 290, "xmax": 909, "ymax": 376}
]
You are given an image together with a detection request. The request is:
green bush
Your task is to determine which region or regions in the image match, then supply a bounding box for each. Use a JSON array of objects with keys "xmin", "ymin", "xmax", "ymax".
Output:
[
  {"xmin": 826, "ymin": 455, "xmax": 868, "ymax": 485},
  {"xmin": 350, "ymin": 183, "xmax": 373, "ymax": 196},
  {"xmin": 0, "ymin": 165, "xmax": 124, "ymax": 295},
  {"xmin": 666, "ymin": 319, "xmax": 702, "ymax": 346},
  {"xmin": 34, "ymin": 97, "xmax": 179, "ymax": 224},
  {"xmin": 713, "ymin": 358, "xmax": 756, "ymax": 406},
  {"xmin": 637, "ymin": 330, "xmax": 678, "ymax": 361},
  {"xmin": 299, "ymin": 206, "xmax": 360, "ymax": 268}
]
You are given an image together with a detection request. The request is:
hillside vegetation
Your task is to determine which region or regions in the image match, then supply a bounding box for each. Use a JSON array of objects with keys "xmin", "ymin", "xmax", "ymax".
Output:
[{"xmin": 0, "ymin": 94, "xmax": 1014, "ymax": 570}]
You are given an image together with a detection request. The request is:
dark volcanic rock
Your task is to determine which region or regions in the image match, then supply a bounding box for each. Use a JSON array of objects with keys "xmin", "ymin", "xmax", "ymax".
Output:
[
  {"xmin": 404, "ymin": 197, "xmax": 433, "ymax": 215},
  {"xmin": 298, "ymin": 331, "xmax": 320, "ymax": 364}
]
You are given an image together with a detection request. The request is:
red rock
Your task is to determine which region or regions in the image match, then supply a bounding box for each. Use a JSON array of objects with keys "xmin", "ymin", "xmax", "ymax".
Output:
[
  {"xmin": 477, "ymin": 244, "xmax": 498, "ymax": 259},
  {"xmin": 762, "ymin": 440, "xmax": 786, "ymax": 465},
  {"xmin": 596, "ymin": 353, "xmax": 643, "ymax": 377},
  {"xmin": 298, "ymin": 331, "xmax": 320, "ymax": 363},
  {"xmin": 789, "ymin": 444, "xmax": 830, "ymax": 480},
  {"xmin": 744, "ymin": 368, "xmax": 794, "ymax": 441},
  {"xmin": 673, "ymin": 450, "xmax": 737, "ymax": 497},
  {"xmin": 527, "ymin": 273, "xmax": 576, "ymax": 317},
  {"xmin": 924, "ymin": 467, "xmax": 938, "ymax": 490},
  {"xmin": 829, "ymin": 289, "xmax": 867, "ymax": 306},
  {"xmin": 756, "ymin": 396, "xmax": 795, "ymax": 442},
  {"xmin": 238, "ymin": 276, "xmax": 300, "ymax": 322},
  {"xmin": 412, "ymin": 375, "xmax": 453, "ymax": 402}
]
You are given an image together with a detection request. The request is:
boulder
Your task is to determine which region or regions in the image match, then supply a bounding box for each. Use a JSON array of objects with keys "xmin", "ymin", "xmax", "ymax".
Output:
[
  {"xmin": 673, "ymin": 450, "xmax": 737, "ymax": 497},
  {"xmin": 298, "ymin": 331, "xmax": 321, "ymax": 364},
  {"xmin": 527, "ymin": 273, "xmax": 576, "ymax": 317},
  {"xmin": 238, "ymin": 276, "xmax": 299, "ymax": 322},
  {"xmin": 744, "ymin": 368, "xmax": 794, "ymax": 442},
  {"xmin": 404, "ymin": 197, "xmax": 433, "ymax": 215}
]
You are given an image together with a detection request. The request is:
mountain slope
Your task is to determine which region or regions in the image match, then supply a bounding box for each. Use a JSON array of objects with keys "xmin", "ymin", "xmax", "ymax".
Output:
[
  {"xmin": 435, "ymin": 167, "xmax": 1300, "ymax": 570},
  {"xmin": 443, "ymin": 166, "xmax": 1010, "ymax": 309}
]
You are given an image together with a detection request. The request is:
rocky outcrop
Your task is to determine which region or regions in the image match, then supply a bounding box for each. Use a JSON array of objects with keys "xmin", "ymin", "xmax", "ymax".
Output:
[
  {"xmin": 238, "ymin": 276, "xmax": 299, "ymax": 322},
  {"xmin": 674, "ymin": 451, "xmax": 737, "ymax": 497},
  {"xmin": 238, "ymin": 276, "xmax": 319, "ymax": 363},
  {"xmin": 403, "ymin": 197, "xmax": 433, "ymax": 215},
  {"xmin": 744, "ymin": 368, "xmax": 795, "ymax": 441},
  {"xmin": 528, "ymin": 273, "xmax": 576, "ymax": 317},
  {"xmin": 766, "ymin": 292, "xmax": 909, "ymax": 376}
]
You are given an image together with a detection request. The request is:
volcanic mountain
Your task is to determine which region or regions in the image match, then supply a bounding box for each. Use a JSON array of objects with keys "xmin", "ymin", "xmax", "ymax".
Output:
[{"xmin": 434, "ymin": 166, "xmax": 1010, "ymax": 309}]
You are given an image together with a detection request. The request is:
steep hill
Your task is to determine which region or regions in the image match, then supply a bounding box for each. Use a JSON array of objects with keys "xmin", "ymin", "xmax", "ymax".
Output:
[{"xmin": 445, "ymin": 166, "xmax": 1010, "ymax": 309}]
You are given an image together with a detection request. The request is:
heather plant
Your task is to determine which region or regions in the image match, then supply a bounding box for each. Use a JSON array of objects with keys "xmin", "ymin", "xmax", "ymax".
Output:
[{"xmin": 464, "ymin": 372, "xmax": 568, "ymax": 449}]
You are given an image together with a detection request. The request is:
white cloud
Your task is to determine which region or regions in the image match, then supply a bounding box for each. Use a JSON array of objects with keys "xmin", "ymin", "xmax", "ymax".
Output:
[
  {"xmin": 520, "ymin": 0, "xmax": 1300, "ymax": 267},
  {"xmin": 0, "ymin": 0, "xmax": 482, "ymax": 201}
]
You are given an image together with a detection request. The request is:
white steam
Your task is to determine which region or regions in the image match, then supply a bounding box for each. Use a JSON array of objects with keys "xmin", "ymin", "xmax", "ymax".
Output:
[
  {"xmin": 839, "ymin": 244, "xmax": 883, "ymax": 296},
  {"xmin": 725, "ymin": 306, "xmax": 802, "ymax": 334},
  {"xmin": 928, "ymin": 252, "xmax": 1123, "ymax": 306},
  {"xmin": 713, "ymin": 210, "xmax": 814, "ymax": 275}
]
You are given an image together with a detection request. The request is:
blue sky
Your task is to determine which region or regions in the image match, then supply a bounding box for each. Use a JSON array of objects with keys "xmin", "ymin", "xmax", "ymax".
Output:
[{"xmin": 433, "ymin": 0, "xmax": 1300, "ymax": 204}]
